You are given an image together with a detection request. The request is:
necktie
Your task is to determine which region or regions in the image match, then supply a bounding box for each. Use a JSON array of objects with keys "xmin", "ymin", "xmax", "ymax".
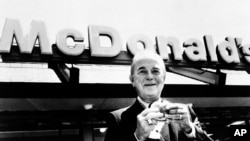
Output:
[
  {"xmin": 160, "ymin": 122, "xmax": 170, "ymax": 141},
  {"xmin": 147, "ymin": 100, "xmax": 171, "ymax": 141},
  {"xmin": 147, "ymin": 121, "xmax": 170, "ymax": 141}
]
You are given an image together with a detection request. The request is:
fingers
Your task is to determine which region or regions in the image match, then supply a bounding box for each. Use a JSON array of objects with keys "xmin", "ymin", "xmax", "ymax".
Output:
[
  {"xmin": 165, "ymin": 114, "xmax": 183, "ymax": 120},
  {"xmin": 145, "ymin": 112, "xmax": 165, "ymax": 121},
  {"xmin": 143, "ymin": 101, "xmax": 194, "ymax": 134},
  {"xmin": 139, "ymin": 108, "xmax": 165, "ymax": 121},
  {"xmin": 138, "ymin": 108, "xmax": 167, "ymax": 127},
  {"xmin": 138, "ymin": 102, "xmax": 191, "ymax": 126},
  {"xmin": 164, "ymin": 103, "xmax": 188, "ymax": 115},
  {"xmin": 157, "ymin": 103, "xmax": 191, "ymax": 123},
  {"xmin": 140, "ymin": 108, "xmax": 160, "ymax": 117},
  {"xmin": 168, "ymin": 107, "xmax": 185, "ymax": 114}
]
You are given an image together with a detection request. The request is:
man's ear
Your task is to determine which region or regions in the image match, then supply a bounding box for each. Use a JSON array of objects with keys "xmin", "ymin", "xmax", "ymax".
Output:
[
  {"xmin": 129, "ymin": 75, "xmax": 134, "ymax": 82},
  {"xmin": 163, "ymin": 72, "xmax": 166, "ymax": 81},
  {"xmin": 129, "ymin": 75, "xmax": 135, "ymax": 87}
]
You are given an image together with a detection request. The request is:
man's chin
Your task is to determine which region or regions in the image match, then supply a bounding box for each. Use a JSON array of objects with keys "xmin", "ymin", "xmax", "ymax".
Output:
[
  {"xmin": 144, "ymin": 92, "xmax": 160, "ymax": 99},
  {"xmin": 144, "ymin": 88, "xmax": 158, "ymax": 94}
]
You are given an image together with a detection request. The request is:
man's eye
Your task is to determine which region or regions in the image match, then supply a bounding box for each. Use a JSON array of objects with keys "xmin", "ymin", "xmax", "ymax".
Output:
[
  {"xmin": 152, "ymin": 70, "xmax": 160, "ymax": 74},
  {"xmin": 138, "ymin": 70, "xmax": 147, "ymax": 74}
]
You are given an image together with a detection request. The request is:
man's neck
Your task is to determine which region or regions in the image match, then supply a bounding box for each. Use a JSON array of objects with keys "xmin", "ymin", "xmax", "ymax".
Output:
[{"xmin": 137, "ymin": 96, "xmax": 161, "ymax": 108}]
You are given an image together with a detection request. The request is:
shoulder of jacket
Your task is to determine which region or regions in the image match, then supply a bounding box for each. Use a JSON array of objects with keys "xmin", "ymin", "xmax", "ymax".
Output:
[{"xmin": 110, "ymin": 106, "xmax": 130, "ymax": 124}]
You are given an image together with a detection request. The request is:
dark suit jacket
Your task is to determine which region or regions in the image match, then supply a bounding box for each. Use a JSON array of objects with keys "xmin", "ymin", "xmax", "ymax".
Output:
[{"xmin": 104, "ymin": 99, "xmax": 214, "ymax": 141}]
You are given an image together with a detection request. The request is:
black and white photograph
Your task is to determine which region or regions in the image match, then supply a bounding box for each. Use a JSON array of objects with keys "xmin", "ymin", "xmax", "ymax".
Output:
[{"xmin": 0, "ymin": 0, "xmax": 250, "ymax": 141}]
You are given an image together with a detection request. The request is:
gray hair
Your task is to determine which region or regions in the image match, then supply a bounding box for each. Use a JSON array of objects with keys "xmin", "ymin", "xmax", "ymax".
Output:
[{"xmin": 130, "ymin": 50, "xmax": 166, "ymax": 75}]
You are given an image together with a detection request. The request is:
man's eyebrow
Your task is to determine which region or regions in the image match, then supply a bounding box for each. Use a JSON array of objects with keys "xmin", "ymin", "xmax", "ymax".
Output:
[
  {"xmin": 137, "ymin": 67, "xmax": 146, "ymax": 71},
  {"xmin": 152, "ymin": 67, "xmax": 160, "ymax": 70}
]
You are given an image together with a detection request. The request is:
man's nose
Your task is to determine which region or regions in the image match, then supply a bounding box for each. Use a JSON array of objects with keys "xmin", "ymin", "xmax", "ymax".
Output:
[{"xmin": 146, "ymin": 73, "xmax": 154, "ymax": 80}]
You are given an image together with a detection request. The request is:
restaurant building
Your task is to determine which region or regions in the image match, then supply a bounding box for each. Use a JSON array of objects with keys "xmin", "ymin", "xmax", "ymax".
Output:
[
  {"xmin": 0, "ymin": 19, "xmax": 249, "ymax": 141},
  {"xmin": 1, "ymin": 1, "xmax": 250, "ymax": 140}
]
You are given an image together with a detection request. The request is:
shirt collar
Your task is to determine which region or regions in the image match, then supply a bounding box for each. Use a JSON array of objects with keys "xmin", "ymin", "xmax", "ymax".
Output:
[{"xmin": 137, "ymin": 96, "xmax": 162, "ymax": 108}]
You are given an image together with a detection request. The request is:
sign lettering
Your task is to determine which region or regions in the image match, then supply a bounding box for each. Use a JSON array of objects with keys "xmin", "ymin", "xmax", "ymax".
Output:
[{"xmin": 1, "ymin": 18, "xmax": 250, "ymax": 70}]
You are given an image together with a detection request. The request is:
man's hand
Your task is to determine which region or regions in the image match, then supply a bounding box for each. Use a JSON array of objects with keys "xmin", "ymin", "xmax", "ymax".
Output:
[
  {"xmin": 151, "ymin": 101, "xmax": 194, "ymax": 134},
  {"xmin": 134, "ymin": 108, "xmax": 164, "ymax": 141},
  {"xmin": 164, "ymin": 103, "xmax": 193, "ymax": 133}
]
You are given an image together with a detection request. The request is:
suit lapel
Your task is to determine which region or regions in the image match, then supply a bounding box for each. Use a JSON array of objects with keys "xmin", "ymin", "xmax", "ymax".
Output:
[{"xmin": 119, "ymin": 99, "xmax": 145, "ymax": 133}]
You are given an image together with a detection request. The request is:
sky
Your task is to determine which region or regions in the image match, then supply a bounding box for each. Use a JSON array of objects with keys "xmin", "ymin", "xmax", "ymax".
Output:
[
  {"xmin": 0, "ymin": 0, "xmax": 250, "ymax": 84},
  {"xmin": 1, "ymin": 0, "xmax": 250, "ymax": 46}
]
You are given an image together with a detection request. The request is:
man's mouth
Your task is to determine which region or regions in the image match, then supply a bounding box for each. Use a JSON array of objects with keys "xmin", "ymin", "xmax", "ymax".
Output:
[{"xmin": 144, "ymin": 83, "xmax": 157, "ymax": 87}]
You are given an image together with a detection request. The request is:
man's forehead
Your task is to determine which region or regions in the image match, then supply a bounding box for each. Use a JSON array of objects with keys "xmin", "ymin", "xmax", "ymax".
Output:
[
  {"xmin": 133, "ymin": 59, "xmax": 164, "ymax": 73},
  {"xmin": 133, "ymin": 53, "xmax": 164, "ymax": 67},
  {"xmin": 130, "ymin": 51, "xmax": 166, "ymax": 74},
  {"xmin": 134, "ymin": 59, "xmax": 162, "ymax": 67}
]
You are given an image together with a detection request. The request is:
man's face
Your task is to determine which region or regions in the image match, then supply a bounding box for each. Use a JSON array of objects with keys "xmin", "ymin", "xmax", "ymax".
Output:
[{"xmin": 130, "ymin": 59, "xmax": 166, "ymax": 103}]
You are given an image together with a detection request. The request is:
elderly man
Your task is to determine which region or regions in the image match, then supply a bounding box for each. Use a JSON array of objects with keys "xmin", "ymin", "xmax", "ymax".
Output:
[{"xmin": 104, "ymin": 51, "xmax": 213, "ymax": 141}]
